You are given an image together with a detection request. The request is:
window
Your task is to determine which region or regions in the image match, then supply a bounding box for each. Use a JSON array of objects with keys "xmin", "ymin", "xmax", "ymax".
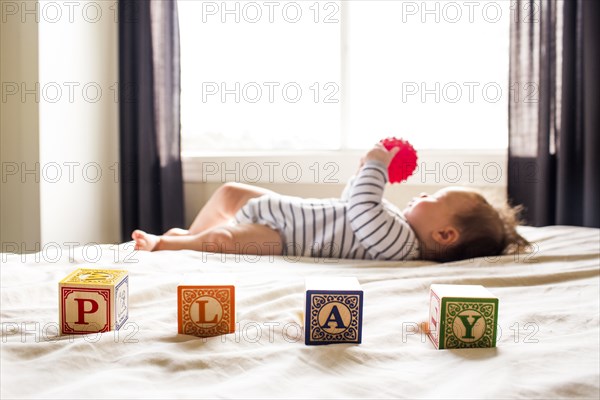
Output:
[{"xmin": 179, "ymin": 1, "xmax": 510, "ymax": 153}]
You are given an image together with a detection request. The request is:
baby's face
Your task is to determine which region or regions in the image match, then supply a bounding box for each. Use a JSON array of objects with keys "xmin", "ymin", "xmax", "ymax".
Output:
[{"xmin": 403, "ymin": 187, "xmax": 481, "ymax": 238}]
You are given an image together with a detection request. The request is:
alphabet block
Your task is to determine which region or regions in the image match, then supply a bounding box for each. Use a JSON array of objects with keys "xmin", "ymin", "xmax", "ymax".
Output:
[
  {"xmin": 305, "ymin": 277, "xmax": 363, "ymax": 345},
  {"xmin": 177, "ymin": 278, "xmax": 235, "ymax": 337},
  {"xmin": 59, "ymin": 268, "xmax": 129, "ymax": 335},
  {"xmin": 428, "ymin": 284, "xmax": 499, "ymax": 349}
]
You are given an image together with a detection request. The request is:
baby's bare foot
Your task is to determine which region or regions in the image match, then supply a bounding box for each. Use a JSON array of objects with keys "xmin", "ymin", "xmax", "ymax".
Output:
[
  {"xmin": 163, "ymin": 228, "xmax": 189, "ymax": 236},
  {"xmin": 132, "ymin": 230, "xmax": 160, "ymax": 251}
]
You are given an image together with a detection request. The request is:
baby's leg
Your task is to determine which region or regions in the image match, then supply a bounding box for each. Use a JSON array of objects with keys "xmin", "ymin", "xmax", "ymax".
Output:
[
  {"xmin": 133, "ymin": 223, "xmax": 283, "ymax": 255},
  {"xmin": 187, "ymin": 182, "xmax": 276, "ymax": 234},
  {"xmin": 163, "ymin": 228, "xmax": 189, "ymax": 236}
]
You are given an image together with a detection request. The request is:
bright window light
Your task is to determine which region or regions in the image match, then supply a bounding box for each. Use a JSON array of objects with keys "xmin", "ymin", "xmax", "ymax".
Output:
[{"xmin": 178, "ymin": 1, "xmax": 509, "ymax": 152}]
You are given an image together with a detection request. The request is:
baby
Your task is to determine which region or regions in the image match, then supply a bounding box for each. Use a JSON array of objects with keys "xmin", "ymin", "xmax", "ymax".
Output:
[{"xmin": 132, "ymin": 143, "xmax": 528, "ymax": 262}]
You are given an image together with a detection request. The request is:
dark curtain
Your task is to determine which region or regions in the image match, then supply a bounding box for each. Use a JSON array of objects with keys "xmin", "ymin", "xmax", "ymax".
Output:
[
  {"xmin": 118, "ymin": 0, "xmax": 184, "ymax": 240},
  {"xmin": 508, "ymin": 0, "xmax": 599, "ymax": 227}
]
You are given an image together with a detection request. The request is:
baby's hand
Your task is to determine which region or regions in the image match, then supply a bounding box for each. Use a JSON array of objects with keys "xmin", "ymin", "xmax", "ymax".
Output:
[{"xmin": 364, "ymin": 143, "xmax": 400, "ymax": 167}]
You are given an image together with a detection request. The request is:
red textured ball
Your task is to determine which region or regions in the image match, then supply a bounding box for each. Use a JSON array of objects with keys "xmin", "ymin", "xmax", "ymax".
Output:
[{"xmin": 380, "ymin": 137, "xmax": 418, "ymax": 184}]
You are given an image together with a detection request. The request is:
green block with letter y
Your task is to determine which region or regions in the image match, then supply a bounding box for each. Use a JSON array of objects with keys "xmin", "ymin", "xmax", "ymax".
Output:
[{"xmin": 428, "ymin": 284, "xmax": 499, "ymax": 349}]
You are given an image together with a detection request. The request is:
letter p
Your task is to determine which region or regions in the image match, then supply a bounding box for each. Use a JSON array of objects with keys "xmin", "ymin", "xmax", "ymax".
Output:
[
  {"xmin": 2, "ymin": 322, "xmax": 19, "ymax": 342},
  {"xmin": 1, "ymin": 2, "xmax": 19, "ymax": 23},
  {"xmin": 201, "ymin": 162, "xmax": 219, "ymax": 182},
  {"xmin": 2, "ymin": 162, "xmax": 19, "ymax": 183},
  {"xmin": 402, "ymin": 322, "xmax": 419, "ymax": 343},
  {"xmin": 2, "ymin": 82, "xmax": 19, "ymax": 103},
  {"xmin": 402, "ymin": 82, "xmax": 419, "ymax": 103},
  {"xmin": 202, "ymin": 82, "xmax": 219, "ymax": 103},
  {"xmin": 202, "ymin": 2, "xmax": 219, "ymax": 22},
  {"xmin": 74, "ymin": 298, "xmax": 99, "ymax": 325},
  {"xmin": 402, "ymin": 2, "xmax": 418, "ymax": 23}
]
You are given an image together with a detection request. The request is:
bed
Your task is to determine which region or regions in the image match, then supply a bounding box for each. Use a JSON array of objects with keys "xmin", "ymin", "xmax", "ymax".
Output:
[{"xmin": 1, "ymin": 225, "xmax": 599, "ymax": 399}]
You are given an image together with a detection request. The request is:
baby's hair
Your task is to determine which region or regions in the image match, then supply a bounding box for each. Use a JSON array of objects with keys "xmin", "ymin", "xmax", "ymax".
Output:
[
  {"xmin": 495, "ymin": 203, "xmax": 531, "ymax": 255},
  {"xmin": 429, "ymin": 193, "xmax": 531, "ymax": 263}
]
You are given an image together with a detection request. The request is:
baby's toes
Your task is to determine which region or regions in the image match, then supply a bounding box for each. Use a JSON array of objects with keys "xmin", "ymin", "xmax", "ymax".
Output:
[
  {"xmin": 133, "ymin": 237, "xmax": 147, "ymax": 251},
  {"xmin": 132, "ymin": 229, "xmax": 145, "ymax": 240}
]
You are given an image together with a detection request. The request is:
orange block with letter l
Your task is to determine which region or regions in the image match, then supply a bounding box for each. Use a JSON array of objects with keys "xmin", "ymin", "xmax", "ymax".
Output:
[
  {"xmin": 59, "ymin": 268, "xmax": 129, "ymax": 335},
  {"xmin": 177, "ymin": 282, "xmax": 235, "ymax": 337}
]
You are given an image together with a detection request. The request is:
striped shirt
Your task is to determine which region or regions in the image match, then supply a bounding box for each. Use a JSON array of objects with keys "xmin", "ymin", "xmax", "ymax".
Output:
[{"xmin": 235, "ymin": 160, "xmax": 420, "ymax": 260}]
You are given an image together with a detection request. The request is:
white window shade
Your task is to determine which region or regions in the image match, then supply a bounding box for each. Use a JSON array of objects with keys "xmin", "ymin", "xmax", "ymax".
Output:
[
  {"xmin": 344, "ymin": 1, "xmax": 510, "ymax": 150},
  {"xmin": 178, "ymin": 1, "xmax": 341, "ymax": 152},
  {"xmin": 179, "ymin": 1, "xmax": 509, "ymax": 152}
]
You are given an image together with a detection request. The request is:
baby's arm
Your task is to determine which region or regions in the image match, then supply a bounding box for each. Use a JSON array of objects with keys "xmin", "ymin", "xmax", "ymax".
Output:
[
  {"xmin": 347, "ymin": 146, "xmax": 416, "ymax": 260},
  {"xmin": 340, "ymin": 175, "xmax": 357, "ymax": 202},
  {"xmin": 340, "ymin": 156, "xmax": 366, "ymax": 201}
]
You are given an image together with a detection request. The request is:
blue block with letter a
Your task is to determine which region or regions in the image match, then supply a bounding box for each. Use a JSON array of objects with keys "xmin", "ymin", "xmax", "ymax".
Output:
[{"xmin": 305, "ymin": 277, "xmax": 363, "ymax": 345}]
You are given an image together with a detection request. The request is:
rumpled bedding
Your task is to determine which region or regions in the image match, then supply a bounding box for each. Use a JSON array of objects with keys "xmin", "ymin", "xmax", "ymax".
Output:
[{"xmin": 1, "ymin": 225, "xmax": 599, "ymax": 399}]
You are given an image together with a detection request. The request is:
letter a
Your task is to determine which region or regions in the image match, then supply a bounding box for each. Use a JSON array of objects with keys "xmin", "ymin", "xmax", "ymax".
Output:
[
  {"xmin": 195, "ymin": 299, "xmax": 218, "ymax": 324},
  {"xmin": 74, "ymin": 298, "xmax": 99, "ymax": 324},
  {"xmin": 321, "ymin": 305, "xmax": 347, "ymax": 330}
]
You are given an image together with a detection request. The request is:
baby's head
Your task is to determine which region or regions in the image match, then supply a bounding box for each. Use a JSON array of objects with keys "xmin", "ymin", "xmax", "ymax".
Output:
[{"xmin": 403, "ymin": 187, "xmax": 529, "ymax": 262}]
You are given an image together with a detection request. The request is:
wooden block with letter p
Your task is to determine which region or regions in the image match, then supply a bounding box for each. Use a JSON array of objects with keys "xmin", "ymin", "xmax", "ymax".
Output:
[
  {"xmin": 177, "ymin": 275, "xmax": 235, "ymax": 337},
  {"xmin": 428, "ymin": 284, "xmax": 499, "ymax": 349},
  {"xmin": 59, "ymin": 268, "xmax": 129, "ymax": 335},
  {"xmin": 305, "ymin": 277, "xmax": 363, "ymax": 345}
]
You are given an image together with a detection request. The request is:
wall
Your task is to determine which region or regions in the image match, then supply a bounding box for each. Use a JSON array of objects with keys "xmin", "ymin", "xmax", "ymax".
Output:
[
  {"xmin": 1, "ymin": 0, "xmax": 41, "ymax": 250},
  {"xmin": 38, "ymin": 0, "xmax": 120, "ymax": 245},
  {"xmin": 0, "ymin": 0, "xmax": 120, "ymax": 252}
]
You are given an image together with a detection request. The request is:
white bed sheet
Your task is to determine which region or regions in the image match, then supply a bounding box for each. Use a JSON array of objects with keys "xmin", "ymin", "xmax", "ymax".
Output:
[{"xmin": 1, "ymin": 225, "xmax": 599, "ymax": 399}]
